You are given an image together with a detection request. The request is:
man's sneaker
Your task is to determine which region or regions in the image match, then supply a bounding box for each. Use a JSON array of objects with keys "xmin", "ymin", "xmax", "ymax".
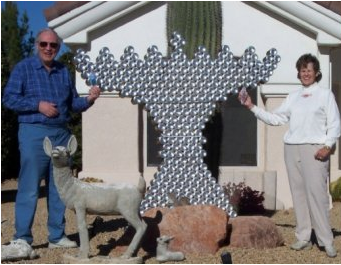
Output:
[
  {"xmin": 48, "ymin": 236, "xmax": 77, "ymax": 249},
  {"xmin": 1, "ymin": 239, "xmax": 38, "ymax": 261},
  {"xmin": 325, "ymin": 245, "xmax": 337, "ymax": 258},
  {"xmin": 290, "ymin": 240, "xmax": 312, "ymax": 250}
]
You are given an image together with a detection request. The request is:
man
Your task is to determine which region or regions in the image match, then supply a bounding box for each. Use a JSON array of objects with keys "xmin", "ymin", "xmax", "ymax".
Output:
[{"xmin": 2, "ymin": 28, "xmax": 100, "ymax": 256}]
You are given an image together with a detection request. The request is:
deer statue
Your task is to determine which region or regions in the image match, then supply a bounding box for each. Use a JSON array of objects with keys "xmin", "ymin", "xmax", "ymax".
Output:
[{"xmin": 43, "ymin": 135, "xmax": 147, "ymax": 260}]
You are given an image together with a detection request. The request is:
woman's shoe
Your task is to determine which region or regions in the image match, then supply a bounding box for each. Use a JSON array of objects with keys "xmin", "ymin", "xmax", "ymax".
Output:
[
  {"xmin": 325, "ymin": 245, "xmax": 337, "ymax": 258},
  {"xmin": 290, "ymin": 240, "xmax": 312, "ymax": 250}
]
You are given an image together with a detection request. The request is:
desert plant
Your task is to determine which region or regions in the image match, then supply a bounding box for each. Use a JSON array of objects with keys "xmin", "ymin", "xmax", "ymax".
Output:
[
  {"xmin": 57, "ymin": 51, "xmax": 83, "ymax": 174},
  {"xmin": 166, "ymin": 1, "xmax": 222, "ymax": 59},
  {"xmin": 222, "ymin": 182, "xmax": 243, "ymax": 212},
  {"xmin": 1, "ymin": 2, "xmax": 34, "ymax": 180},
  {"xmin": 223, "ymin": 182, "xmax": 265, "ymax": 215},
  {"xmin": 330, "ymin": 177, "xmax": 341, "ymax": 202}
]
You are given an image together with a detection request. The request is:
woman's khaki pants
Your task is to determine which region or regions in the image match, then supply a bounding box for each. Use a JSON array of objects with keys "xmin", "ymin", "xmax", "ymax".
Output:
[{"xmin": 284, "ymin": 144, "xmax": 334, "ymax": 247}]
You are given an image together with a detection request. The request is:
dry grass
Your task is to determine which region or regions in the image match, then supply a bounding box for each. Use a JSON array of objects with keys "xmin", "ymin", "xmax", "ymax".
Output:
[{"xmin": 1, "ymin": 179, "xmax": 340, "ymax": 264}]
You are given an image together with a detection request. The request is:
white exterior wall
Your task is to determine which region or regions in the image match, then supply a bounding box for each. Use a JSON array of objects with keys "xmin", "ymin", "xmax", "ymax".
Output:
[
  {"xmin": 78, "ymin": 3, "xmax": 167, "ymax": 186},
  {"xmin": 51, "ymin": 1, "xmax": 341, "ymax": 210},
  {"xmin": 331, "ymin": 47, "xmax": 341, "ymax": 180}
]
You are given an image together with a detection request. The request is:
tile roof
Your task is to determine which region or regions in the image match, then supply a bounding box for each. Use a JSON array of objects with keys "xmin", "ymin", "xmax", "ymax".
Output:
[
  {"xmin": 43, "ymin": 1, "xmax": 341, "ymax": 23},
  {"xmin": 44, "ymin": 1, "xmax": 89, "ymax": 22},
  {"xmin": 315, "ymin": 1, "xmax": 341, "ymax": 16}
]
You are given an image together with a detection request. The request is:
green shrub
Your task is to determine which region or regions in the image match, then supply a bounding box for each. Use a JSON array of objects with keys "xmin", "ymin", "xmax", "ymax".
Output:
[{"xmin": 330, "ymin": 177, "xmax": 341, "ymax": 202}]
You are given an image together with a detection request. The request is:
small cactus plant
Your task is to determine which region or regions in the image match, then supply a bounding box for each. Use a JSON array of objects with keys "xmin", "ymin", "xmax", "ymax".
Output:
[{"xmin": 330, "ymin": 177, "xmax": 341, "ymax": 201}]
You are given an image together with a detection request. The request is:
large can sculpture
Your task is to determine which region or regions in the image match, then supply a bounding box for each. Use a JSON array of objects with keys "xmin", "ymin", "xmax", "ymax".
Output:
[{"xmin": 74, "ymin": 32, "xmax": 281, "ymax": 217}]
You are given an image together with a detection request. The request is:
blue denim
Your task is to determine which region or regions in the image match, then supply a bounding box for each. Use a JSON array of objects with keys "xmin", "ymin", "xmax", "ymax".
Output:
[{"xmin": 14, "ymin": 123, "xmax": 71, "ymax": 244}]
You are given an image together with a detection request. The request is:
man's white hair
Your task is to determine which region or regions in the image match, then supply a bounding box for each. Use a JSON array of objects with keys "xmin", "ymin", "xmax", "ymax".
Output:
[{"xmin": 35, "ymin": 28, "xmax": 62, "ymax": 45}]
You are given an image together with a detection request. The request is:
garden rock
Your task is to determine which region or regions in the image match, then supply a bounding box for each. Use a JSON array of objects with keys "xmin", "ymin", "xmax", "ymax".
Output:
[
  {"xmin": 142, "ymin": 205, "xmax": 228, "ymax": 254},
  {"xmin": 228, "ymin": 216, "xmax": 284, "ymax": 249}
]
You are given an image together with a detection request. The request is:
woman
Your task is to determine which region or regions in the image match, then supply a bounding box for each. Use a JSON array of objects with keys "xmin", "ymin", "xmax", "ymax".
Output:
[{"xmin": 239, "ymin": 54, "xmax": 339, "ymax": 258}]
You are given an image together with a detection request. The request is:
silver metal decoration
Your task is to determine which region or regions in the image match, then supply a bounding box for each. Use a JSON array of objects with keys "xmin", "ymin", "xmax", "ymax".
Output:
[{"xmin": 74, "ymin": 32, "xmax": 280, "ymax": 217}]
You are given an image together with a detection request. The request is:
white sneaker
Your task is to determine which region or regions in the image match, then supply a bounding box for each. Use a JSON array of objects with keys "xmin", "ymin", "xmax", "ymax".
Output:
[
  {"xmin": 1, "ymin": 239, "xmax": 38, "ymax": 261},
  {"xmin": 290, "ymin": 240, "xmax": 312, "ymax": 250},
  {"xmin": 48, "ymin": 236, "xmax": 77, "ymax": 249}
]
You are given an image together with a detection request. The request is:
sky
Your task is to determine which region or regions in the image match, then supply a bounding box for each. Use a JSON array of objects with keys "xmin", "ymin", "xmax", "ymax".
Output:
[{"xmin": 1, "ymin": 1, "xmax": 69, "ymax": 54}]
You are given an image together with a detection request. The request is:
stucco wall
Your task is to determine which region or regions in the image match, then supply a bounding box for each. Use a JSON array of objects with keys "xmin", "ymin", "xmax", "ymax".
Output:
[
  {"xmin": 78, "ymin": 2, "xmax": 167, "ymax": 187},
  {"xmin": 81, "ymin": 97, "xmax": 141, "ymax": 183}
]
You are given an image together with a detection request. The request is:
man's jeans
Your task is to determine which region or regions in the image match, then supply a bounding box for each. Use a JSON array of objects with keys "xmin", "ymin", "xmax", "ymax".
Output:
[{"xmin": 15, "ymin": 123, "xmax": 71, "ymax": 244}]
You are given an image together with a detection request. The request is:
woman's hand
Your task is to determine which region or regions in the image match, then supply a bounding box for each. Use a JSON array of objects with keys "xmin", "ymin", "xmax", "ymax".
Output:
[
  {"xmin": 238, "ymin": 89, "xmax": 254, "ymax": 109},
  {"xmin": 314, "ymin": 146, "xmax": 331, "ymax": 161}
]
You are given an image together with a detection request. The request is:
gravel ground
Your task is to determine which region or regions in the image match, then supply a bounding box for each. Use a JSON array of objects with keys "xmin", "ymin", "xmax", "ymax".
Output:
[{"xmin": 1, "ymin": 179, "xmax": 340, "ymax": 264}]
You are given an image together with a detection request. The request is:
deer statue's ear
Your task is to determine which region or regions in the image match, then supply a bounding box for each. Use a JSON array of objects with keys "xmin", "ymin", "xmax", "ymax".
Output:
[
  {"xmin": 165, "ymin": 235, "xmax": 174, "ymax": 242},
  {"xmin": 67, "ymin": 135, "xmax": 78, "ymax": 156},
  {"xmin": 43, "ymin": 137, "xmax": 53, "ymax": 157}
]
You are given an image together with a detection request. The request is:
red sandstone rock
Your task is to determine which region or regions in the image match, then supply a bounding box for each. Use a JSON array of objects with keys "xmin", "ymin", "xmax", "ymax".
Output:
[
  {"xmin": 228, "ymin": 216, "xmax": 284, "ymax": 249},
  {"xmin": 142, "ymin": 205, "xmax": 229, "ymax": 255}
]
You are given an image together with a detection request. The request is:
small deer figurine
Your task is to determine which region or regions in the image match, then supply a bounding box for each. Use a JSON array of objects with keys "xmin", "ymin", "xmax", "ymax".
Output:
[{"xmin": 156, "ymin": 235, "xmax": 185, "ymax": 262}]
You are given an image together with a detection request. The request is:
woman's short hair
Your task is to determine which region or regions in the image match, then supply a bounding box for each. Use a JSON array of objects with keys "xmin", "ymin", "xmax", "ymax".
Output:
[{"xmin": 296, "ymin": 53, "xmax": 322, "ymax": 82}]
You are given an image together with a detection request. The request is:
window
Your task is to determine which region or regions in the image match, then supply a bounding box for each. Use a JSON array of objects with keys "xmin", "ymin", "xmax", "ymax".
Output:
[
  {"xmin": 220, "ymin": 88, "xmax": 257, "ymax": 166},
  {"xmin": 147, "ymin": 117, "xmax": 162, "ymax": 166}
]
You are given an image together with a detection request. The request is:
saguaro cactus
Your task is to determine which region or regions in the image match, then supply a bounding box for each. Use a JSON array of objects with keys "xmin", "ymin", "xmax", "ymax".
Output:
[{"xmin": 167, "ymin": 1, "xmax": 222, "ymax": 58}]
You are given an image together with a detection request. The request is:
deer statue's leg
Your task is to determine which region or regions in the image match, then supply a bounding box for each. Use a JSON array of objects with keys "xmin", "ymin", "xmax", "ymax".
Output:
[
  {"xmin": 120, "ymin": 213, "xmax": 147, "ymax": 259},
  {"xmin": 75, "ymin": 207, "xmax": 90, "ymax": 259}
]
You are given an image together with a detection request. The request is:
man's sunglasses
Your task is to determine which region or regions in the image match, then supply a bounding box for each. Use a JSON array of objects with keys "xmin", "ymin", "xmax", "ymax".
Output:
[{"xmin": 39, "ymin": 42, "xmax": 59, "ymax": 49}]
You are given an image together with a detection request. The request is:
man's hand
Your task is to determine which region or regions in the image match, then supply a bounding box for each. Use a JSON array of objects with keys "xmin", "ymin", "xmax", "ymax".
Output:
[
  {"xmin": 87, "ymin": 86, "xmax": 101, "ymax": 104},
  {"xmin": 38, "ymin": 101, "xmax": 59, "ymax": 117}
]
